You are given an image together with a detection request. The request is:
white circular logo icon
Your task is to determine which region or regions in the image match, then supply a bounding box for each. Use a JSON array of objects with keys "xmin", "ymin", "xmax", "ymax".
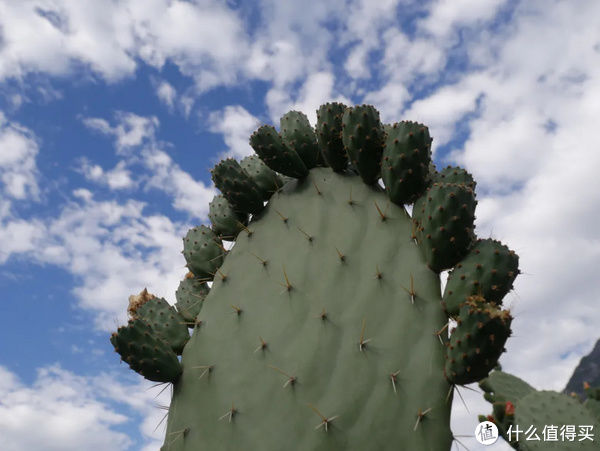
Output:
[{"xmin": 475, "ymin": 421, "xmax": 499, "ymax": 445}]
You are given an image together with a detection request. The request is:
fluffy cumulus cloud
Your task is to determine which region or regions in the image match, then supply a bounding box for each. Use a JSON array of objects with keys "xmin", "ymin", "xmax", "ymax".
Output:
[
  {"xmin": 155, "ymin": 80, "xmax": 177, "ymax": 110},
  {"xmin": 208, "ymin": 105, "xmax": 260, "ymax": 159},
  {"xmin": 79, "ymin": 159, "xmax": 134, "ymax": 190},
  {"xmin": 0, "ymin": 217, "xmax": 44, "ymax": 264},
  {"xmin": 1, "ymin": 186, "xmax": 188, "ymax": 330},
  {"xmin": 0, "ymin": 365, "xmax": 169, "ymax": 451},
  {"xmin": 83, "ymin": 112, "xmax": 159, "ymax": 153},
  {"xmin": 265, "ymin": 72, "xmax": 352, "ymax": 126},
  {"xmin": 0, "ymin": 113, "xmax": 44, "ymax": 263},
  {"xmin": 0, "ymin": 0, "xmax": 249, "ymax": 89},
  {"xmin": 402, "ymin": 80, "xmax": 481, "ymax": 151},
  {"xmin": 341, "ymin": 0, "xmax": 401, "ymax": 80},
  {"xmin": 83, "ymin": 111, "xmax": 215, "ymax": 219},
  {"xmin": 43, "ymin": 191, "xmax": 187, "ymax": 329},
  {"xmin": 418, "ymin": 0, "xmax": 508, "ymax": 39},
  {"xmin": 0, "ymin": 111, "xmax": 213, "ymax": 329},
  {"xmin": 0, "ymin": 112, "xmax": 40, "ymax": 200}
]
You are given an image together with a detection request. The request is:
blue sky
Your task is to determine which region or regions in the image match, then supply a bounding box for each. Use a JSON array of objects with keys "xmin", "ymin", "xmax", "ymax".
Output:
[{"xmin": 1, "ymin": 0, "xmax": 599, "ymax": 449}]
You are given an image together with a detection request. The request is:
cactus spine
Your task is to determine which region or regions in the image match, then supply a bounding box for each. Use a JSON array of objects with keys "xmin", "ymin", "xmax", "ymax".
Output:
[{"xmin": 111, "ymin": 103, "xmax": 529, "ymax": 450}]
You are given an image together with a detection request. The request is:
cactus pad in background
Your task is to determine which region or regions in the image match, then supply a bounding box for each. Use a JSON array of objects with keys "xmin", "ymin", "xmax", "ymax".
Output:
[
  {"xmin": 111, "ymin": 103, "xmax": 523, "ymax": 450},
  {"xmin": 479, "ymin": 371, "xmax": 600, "ymax": 450}
]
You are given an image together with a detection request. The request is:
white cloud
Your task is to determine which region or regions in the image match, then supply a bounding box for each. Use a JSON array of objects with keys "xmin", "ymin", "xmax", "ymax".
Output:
[
  {"xmin": 83, "ymin": 112, "xmax": 215, "ymax": 219},
  {"xmin": 344, "ymin": 45, "xmax": 372, "ymax": 80},
  {"xmin": 286, "ymin": 72, "xmax": 351, "ymax": 126},
  {"xmin": 363, "ymin": 28, "xmax": 447, "ymax": 120},
  {"xmin": 0, "ymin": 0, "xmax": 249, "ymax": 88},
  {"xmin": 0, "ymin": 113, "xmax": 45, "ymax": 264},
  {"xmin": 208, "ymin": 105, "xmax": 260, "ymax": 159},
  {"xmin": 0, "ymin": 217, "xmax": 44, "ymax": 264},
  {"xmin": 453, "ymin": 102, "xmax": 552, "ymax": 189},
  {"xmin": 127, "ymin": 0, "xmax": 250, "ymax": 92},
  {"xmin": 155, "ymin": 80, "xmax": 177, "ymax": 110},
  {"xmin": 40, "ymin": 191, "xmax": 188, "ymax": 330},
  {"xmin": 0, "ymin": 110, "xmax": 212, "ymax": 330},
  {"xmin": 364, "ymin": 82, "xmax": 411, "ymax": 123},
  {"xmin": 0, "ymin": 1, "xmax": 135, "ymax": 82},
  {"xmin": 2, "ymin": 176, "xmax": 197, "ymax": 332},
  {"xmin": 401, "ymin": 78, "xmax": 481, "ymax": 150},
  {"xmin": 246, "ymin": 40, "xmax": 306, "ymax": 88},
  {"xmin": 79, "ymin": 159, "xmax": 134, "ymax": 190},
  {"xmin": 0, "ymin": 365, "xmax": 170, "ymax": 451},
  {"xmin": 419, "ymin": 0, "xmax": 508, "ymax": 39},
  {"xmin": 0, "ymin": 0, "xmax": 350, "ymax": 115},
  {"xmin": 179, "ymin": 95, "xmax": 195, "ymax": 119},
  {"xmin": 83, "ymin": 112, "xmax": 159, "ymax": 153},
  {"xmin": 341, "ymin": 0, "xmax": 401, "ymax": 80},
  {"xmin": 266, "ymin": 72, "xmax": 351, "ymax": 126},
  {"xmin": 0, "ymin": 112, "xmax": 40, "ymax": 200},
  {"xmin": 142, "ymin": 147, "xmax": 216, "ymax": 219},
  {"xmin": 451, "ymin": 385, "xmax": 513, "ymax": 451},
  {"xmin": 245, "ymin": 0, "xmax": 342, "ymax": 84}
]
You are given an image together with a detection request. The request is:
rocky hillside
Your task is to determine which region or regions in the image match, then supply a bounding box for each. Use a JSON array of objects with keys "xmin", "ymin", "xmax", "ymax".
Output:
[{"xmin": 565, "ymin": 339, "xmax": 600, "ymax": 398}]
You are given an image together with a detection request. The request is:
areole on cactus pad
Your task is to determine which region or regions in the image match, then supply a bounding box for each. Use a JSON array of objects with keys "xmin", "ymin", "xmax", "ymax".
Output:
[{"xmin": 110, "ymin": 103, "xmax": 534, "ymax": 450}]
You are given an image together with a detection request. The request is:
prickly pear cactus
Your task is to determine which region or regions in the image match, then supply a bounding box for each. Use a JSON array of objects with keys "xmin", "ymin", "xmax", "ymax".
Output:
[
  {"xmin": 479, "ymin": 371, "xmax": 600, "ymax": 450},
  {"xmin": 111, "ymin": 103, "xmax": 520, "ymax": 451}
]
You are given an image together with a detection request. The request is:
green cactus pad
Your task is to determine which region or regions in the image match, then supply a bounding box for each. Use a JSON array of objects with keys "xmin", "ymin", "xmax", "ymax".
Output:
[
  {"xmin": 240, "ymin": 155, "xmax": 283, "ymax": 199},
  {"xmin": 280, "ymin": 111, "xmax": 321, "ymax": 169},
  {"xmin": 584, "ymin": 398, "xmax": 600, "ymax": 422},
  {"xmin": 443, "ymin": 239, "xmax": 519, "ymax": 316},
  {"xmin": 445, "ymin": 296, "xmax": 512, "ymax": 385},
  {"xmin": 163, "ymin": 167, "xmax": 453, "ymax": 451},
  {"xmin": 413, "ymin": 183, "xmax": 477, "ymax": 272},
  {"xmin": 208, "ymin": 194, "xmax": 248, "ymax": 239},
  {"xmin": 183, "ymin": 226, "xmax": 225, "ymax": 280},
  {"xmin": 250, "ymin": 125, "xmax": 308, "ymax": 178},
  {"xmin": 515, "ymin": 391, "xmax": 600, "ymax": 451},
  {"xmin": 316, "ymin": 102, "xmax": 348, "ymax": 172},
  {"xmin": 110, "ymin": 319, "xmax": 182, "ymax": 383},
  {"xmin": 211, "ymin": 159, "xmax": 264, "ymax": 215},
  {"xmin": 480, "ymin": 372, "xmax": 600, "ymax": 449},
  {"xmin": 479, "ymin": 370, "xmax": 535, "ymax": 405},
  {"xmin": 129, "ymin": 293, "xmax": 190, "ymax": 355},
  {"xmin": 175, "ymin": 274, "xmax": 209, "ymax": 326},
  {"xmin": 433, "ymin": 166, "xmax": 476, "ymax": 190},
  {"xmin": 341, "ymin": 105, "xmax": 385, "ymax": 185},
  {"xmin": 381, "ymin": 121, "xmax": 432, "ymax": 205}
]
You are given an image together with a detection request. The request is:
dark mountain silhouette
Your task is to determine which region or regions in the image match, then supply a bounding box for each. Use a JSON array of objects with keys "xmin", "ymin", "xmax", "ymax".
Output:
[{"xmin": 565, "ymin": 338, "xmax": 600, "ymax": 398}]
